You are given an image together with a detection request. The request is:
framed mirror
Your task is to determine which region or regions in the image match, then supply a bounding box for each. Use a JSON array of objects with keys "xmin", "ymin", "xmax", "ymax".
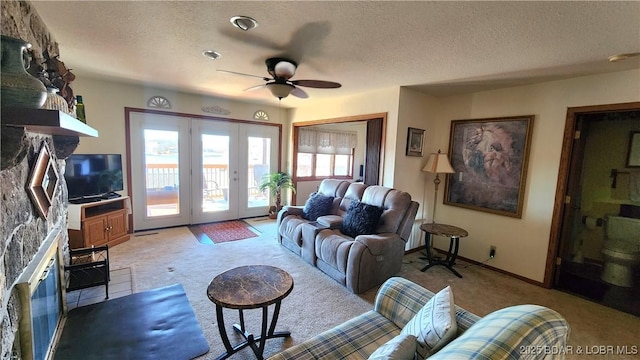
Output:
[{"xmin": 27, "ymin": 143, "xmax": 58, "ymax": 218}]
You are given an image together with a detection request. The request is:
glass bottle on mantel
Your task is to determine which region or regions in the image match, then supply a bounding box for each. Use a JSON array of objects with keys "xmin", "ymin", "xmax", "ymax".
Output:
[{"xmin": 75, "ymin": 95, "xmax": 86, "ymax": 123}]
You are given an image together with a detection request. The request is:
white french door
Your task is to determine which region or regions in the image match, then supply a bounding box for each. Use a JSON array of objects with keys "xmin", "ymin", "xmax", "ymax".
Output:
[
  {"xmin": 190, "ymin": 119, "xmax": 279, "ymax": 223},
  {"xmin": 129, "ymin": 112, "xmax": 279, "ymax": 231}
]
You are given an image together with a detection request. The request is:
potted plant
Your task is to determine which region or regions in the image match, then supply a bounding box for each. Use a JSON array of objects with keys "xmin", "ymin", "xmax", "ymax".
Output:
[{"xmin": 259, "ymin": 172, "xmax": 296, "ymax": 219}]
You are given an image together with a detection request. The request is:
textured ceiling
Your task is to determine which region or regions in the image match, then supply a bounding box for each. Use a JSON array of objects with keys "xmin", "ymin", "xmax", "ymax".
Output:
[{"xmin": 31, "ymin": 1, "xmax": 640, "ymax": 108}]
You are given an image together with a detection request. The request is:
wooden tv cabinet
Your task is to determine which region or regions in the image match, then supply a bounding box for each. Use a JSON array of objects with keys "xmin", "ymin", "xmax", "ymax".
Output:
[{"xmin": 68, "ymin": 196, "xmax": 131, "ymax": 249}]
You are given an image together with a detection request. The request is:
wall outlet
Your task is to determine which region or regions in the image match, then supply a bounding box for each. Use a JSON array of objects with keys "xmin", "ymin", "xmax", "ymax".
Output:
[{"xmin": 489, "ymin": 246, "xmax": 496, "ymax": 258}]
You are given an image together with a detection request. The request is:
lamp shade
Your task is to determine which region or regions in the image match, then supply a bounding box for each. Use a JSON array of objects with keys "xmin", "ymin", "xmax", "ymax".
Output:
[
  {"xmin": 422, "ymin": 150, "xmax": 455, "ymax": 173},
  {"xmin": 267, "ymin": 83, "xmax": 294, "ymax": 99}
]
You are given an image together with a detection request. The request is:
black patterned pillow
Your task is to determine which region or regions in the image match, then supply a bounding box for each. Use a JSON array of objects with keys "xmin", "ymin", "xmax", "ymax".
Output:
[
  {"xmin": 302, "ymin": 193, "xmax": 335, "ymax": 221},
  {"xmin": 341, "ymin": 200, "xmax": 383, "ymax": 238}
]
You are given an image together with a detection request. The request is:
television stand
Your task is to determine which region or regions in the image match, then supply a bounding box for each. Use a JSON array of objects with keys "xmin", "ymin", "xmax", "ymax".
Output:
[
  {"xmin": 101, "ymin": 191, "xmax": 122, "ymax": 200},
  {"xmin": 68, "ymin": 197, "xmax": 131, "ymax": 249},
  {"xmin": 69, "ymin": 197, "xmax": 102, "ymax": 204}
]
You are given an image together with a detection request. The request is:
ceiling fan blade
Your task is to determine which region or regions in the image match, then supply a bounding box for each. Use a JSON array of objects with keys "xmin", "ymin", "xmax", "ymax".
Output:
[
  {"xmin": 291, "ymin": 79, "xmax": 342, "ymax": 89},
  {"xmin": 243, "ymin": 83, "xmax": 267, "ymax": 92},
  {"xmin": 217, "ymin": 69, "xmax": 270, "ymax": 81},
  {"xmin": 290, "ymin": 86, "xmax": 309, "ymax": 99}
]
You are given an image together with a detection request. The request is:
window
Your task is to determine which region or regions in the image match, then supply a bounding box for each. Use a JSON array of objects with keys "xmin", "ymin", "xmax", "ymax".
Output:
[
  {"xmin": 296, "ymin": 152, "xmax": 354, "ymax": 179},
  {"xmin": 295, "ymin": 127, "xmax": 357, "ymax": 179}
]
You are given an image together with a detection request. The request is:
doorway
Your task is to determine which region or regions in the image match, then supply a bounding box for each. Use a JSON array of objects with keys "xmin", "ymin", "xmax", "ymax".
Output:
[
  {"xmin": 549, "ymin": 102, "xmax": 640, "ymax": 316},
  {"xmin": 126, "ymin": 109, "xmax": 281, "ymax": 231}
]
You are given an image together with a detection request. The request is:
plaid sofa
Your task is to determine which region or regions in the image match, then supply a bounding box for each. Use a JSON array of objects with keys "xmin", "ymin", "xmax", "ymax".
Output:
[{"xmin": 268, "ymin": 277, "xmax": 570, "ymax": 360}]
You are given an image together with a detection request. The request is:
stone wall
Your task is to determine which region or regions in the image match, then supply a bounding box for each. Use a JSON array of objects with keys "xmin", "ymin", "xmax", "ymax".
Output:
[{"xmin": 1, "ymin": 1, "xmax": 70, "ymax": 359}]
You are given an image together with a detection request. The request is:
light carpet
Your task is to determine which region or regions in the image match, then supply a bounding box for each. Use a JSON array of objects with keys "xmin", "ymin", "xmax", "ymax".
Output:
[
  {"xmin": 111, "ymin": 220, "xmax": 373, "ymax": 359},
  {"xmin": 111, "ymin": 219, "xmax": 640, "ymax": 360}
]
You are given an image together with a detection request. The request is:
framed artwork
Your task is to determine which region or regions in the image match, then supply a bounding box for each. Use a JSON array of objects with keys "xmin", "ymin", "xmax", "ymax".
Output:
[
  {"xmin": 406, "ymin": 127, "xmax": 425, "ymax": 157},
  {"xmin": 626, "ymin": 131, "xmax": 640, "ymax": 167},
  {"xmin": 27, "ymin": 143, "xmax": 59, "ymax": 219},
  {"xmin": 443, "ymin": 115, "xmax": 534, "ymax": 218}
]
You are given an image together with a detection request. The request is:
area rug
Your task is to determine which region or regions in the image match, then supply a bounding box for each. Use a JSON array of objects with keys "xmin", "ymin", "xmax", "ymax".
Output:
[
  {"xmin": 54, "ymin": 284, "xmax": 209, "ymax": 360},
  {"xmin": 197, "ymin": 220, "xmax": 259, "ymax": 244}
]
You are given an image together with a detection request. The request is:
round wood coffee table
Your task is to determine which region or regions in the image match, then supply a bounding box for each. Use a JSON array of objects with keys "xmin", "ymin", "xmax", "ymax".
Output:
[{"xmin": 207, "ymin": 265, "xmax": 294, "ymax": 360}]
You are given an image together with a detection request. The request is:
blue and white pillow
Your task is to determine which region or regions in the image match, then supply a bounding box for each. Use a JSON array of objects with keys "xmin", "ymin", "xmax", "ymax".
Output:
[{"xmin": 400, "ymin": 286, "xmax": 457, "ymax": 357}]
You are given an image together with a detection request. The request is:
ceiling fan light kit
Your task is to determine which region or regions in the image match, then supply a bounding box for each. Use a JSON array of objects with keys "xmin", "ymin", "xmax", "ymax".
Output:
[
  {"xmin": 230, "ymin": 15, "xmax": 258, "ymax": 31},
  {"xmin": 218, "ymin": 56, "xmax": 342, "ymax": 100},
  {"xmin": 267, "ymin": 83, "xmax": 294, "ymax": 99}
]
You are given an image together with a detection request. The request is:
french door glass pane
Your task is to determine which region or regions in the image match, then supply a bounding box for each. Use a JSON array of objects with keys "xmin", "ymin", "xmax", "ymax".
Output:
[
  {"xmin": 248, "ymin": 136, "xmax": 270, "ymax": 208},
  {"xmin": 202, "ymin": 134, "xmax": 230, "ymax": 212},
  {"xmin": 144, "ymin": 129, "xmax": 179, "ymax": 216}
]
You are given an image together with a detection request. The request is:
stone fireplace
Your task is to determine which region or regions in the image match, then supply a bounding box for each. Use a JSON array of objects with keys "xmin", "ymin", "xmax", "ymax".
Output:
[
  {"xmin": 1, "ymin": 2, "xmax": 76, "ymax": 359},
  {"xmin": 0, "ymin": 133, "xmax": 70, "ymax": 359}
]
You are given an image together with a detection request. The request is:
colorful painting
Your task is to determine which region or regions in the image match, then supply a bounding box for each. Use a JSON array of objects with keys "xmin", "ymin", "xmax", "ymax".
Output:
[{"xmin": 444, "ymin": 116, "xmax": 534, "ymax": 218}]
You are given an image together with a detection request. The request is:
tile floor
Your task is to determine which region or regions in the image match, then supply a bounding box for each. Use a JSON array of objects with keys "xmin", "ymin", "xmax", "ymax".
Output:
[{"xmin": 66, "ymin": 267, "xmax": 133, "ymax": 310}]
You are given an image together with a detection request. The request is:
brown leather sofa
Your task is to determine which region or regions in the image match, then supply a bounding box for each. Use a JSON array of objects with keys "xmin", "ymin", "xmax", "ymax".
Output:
[{"xmin": 277, "ymin": 180, "xmax": 419, "ymax": 293}]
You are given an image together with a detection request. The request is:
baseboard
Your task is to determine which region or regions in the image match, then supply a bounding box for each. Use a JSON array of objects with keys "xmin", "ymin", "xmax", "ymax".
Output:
[{"xmin": 404, "ymin": 247, "xmax": 545, "ymax": 288}]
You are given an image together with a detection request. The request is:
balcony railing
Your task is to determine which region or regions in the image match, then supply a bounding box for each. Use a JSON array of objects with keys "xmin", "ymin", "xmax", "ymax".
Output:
[{"xmin": 145, "ymin": 163, "xmax": 268, "ymax": 200}]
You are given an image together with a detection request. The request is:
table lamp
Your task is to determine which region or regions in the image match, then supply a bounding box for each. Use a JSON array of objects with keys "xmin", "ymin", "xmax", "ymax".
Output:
[{"xmin": 422, "ymin": 149, "xmax": 455, "ymax": 223}]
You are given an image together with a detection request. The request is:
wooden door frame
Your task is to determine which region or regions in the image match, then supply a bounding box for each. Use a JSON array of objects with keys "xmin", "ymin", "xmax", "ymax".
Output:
[
  {"xmin": 291, "ymin": 113, "xmax": 387, "ymax": 204},
  {"xmin": 545, "ymin": 101, "xmax": 640, "ymax": 288}
]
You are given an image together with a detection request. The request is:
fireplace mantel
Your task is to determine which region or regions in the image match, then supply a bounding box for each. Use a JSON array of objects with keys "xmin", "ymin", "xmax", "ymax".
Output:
[
  {"xmin": 1, "ymin": 107, "xmax": 99, "ymax": 169},
  {"xmin": 1, "ymin": 108, "xmax": 98, "ymax": 137}
]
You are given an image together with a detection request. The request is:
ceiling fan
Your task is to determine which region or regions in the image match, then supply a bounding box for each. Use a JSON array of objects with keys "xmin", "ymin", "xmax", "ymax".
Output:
[{"xmin": 218, "ymin": 57, "xmax": 341, "ymax": 99}]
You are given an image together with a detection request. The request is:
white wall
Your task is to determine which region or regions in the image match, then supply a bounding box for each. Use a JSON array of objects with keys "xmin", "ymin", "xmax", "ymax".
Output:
[
  {"xmin": 428, "ymin": 69, "xmax": 640, "ymax": 282},
  {"xmin": 71, "ymin": 76, "xmax": 288, "ymax": 196}
]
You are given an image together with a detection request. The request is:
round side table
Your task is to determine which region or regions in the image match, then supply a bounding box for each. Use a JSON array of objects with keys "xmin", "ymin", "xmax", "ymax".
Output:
[
  {"xmin": 207, "ymin": 265, "xmax": 294, "ymax": 360},
  {"xmin": 420, "ymin": 223, "xmax": 469, "ymax": 278}
]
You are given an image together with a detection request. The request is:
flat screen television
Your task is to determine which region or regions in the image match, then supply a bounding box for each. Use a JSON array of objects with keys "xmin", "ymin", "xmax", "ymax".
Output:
[{"xmin": 64, "ymin": 154, "xmax": 123, "ymax": 202}]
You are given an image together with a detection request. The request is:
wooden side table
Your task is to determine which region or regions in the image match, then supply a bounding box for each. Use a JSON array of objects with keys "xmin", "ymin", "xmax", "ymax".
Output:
[
  {"xmin": 420, "ymin": 223, "xmax": 468, "ymax": 278},
  {"xmin": 207, "ymin": 265, "xmax": 294, "ymax": 360}
]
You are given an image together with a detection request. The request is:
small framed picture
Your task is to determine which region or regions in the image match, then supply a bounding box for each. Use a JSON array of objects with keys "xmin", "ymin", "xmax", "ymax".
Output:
[
  {"xmin": 406, "ymin": 127, "xmax": 425, "ymax": 157},
  {"xmin": 626, "ymin": 131, "xmax": 640, "ymax": 167}
]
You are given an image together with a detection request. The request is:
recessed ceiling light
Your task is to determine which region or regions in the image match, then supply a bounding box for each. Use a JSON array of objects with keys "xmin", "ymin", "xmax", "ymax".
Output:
[
  {"xmin": 608, "ymin": 52, "xmax": 640, "ymax": 62},
  {"xmin": 203, "ymin": 50, "xmax": 222, "ymax": 60},
  {"xmin": 230, "ymin": 16, "xmax": 258, "ymax": 31}
]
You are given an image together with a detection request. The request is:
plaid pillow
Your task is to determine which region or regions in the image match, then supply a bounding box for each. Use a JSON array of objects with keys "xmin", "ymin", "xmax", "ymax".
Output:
[{"xmin": 368, "ymin": 334, "xmax": 417, "ymax": 360}]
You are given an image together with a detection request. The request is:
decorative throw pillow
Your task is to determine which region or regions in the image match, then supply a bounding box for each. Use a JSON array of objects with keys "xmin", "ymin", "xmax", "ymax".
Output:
[
  {"xmin": 340, "ymin": 200, "xmax": 383, "ymax": 238},
  {"xmin": 368, "ymin": 334, "xmax": 417, "ymax": 360},
  {"xmin": 302, "ymin": 193, "xmax": 334, "ymax": 221},
  {"xmin": 400, "ymin": 286, "xmax": 457, "ymax": 357}
]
